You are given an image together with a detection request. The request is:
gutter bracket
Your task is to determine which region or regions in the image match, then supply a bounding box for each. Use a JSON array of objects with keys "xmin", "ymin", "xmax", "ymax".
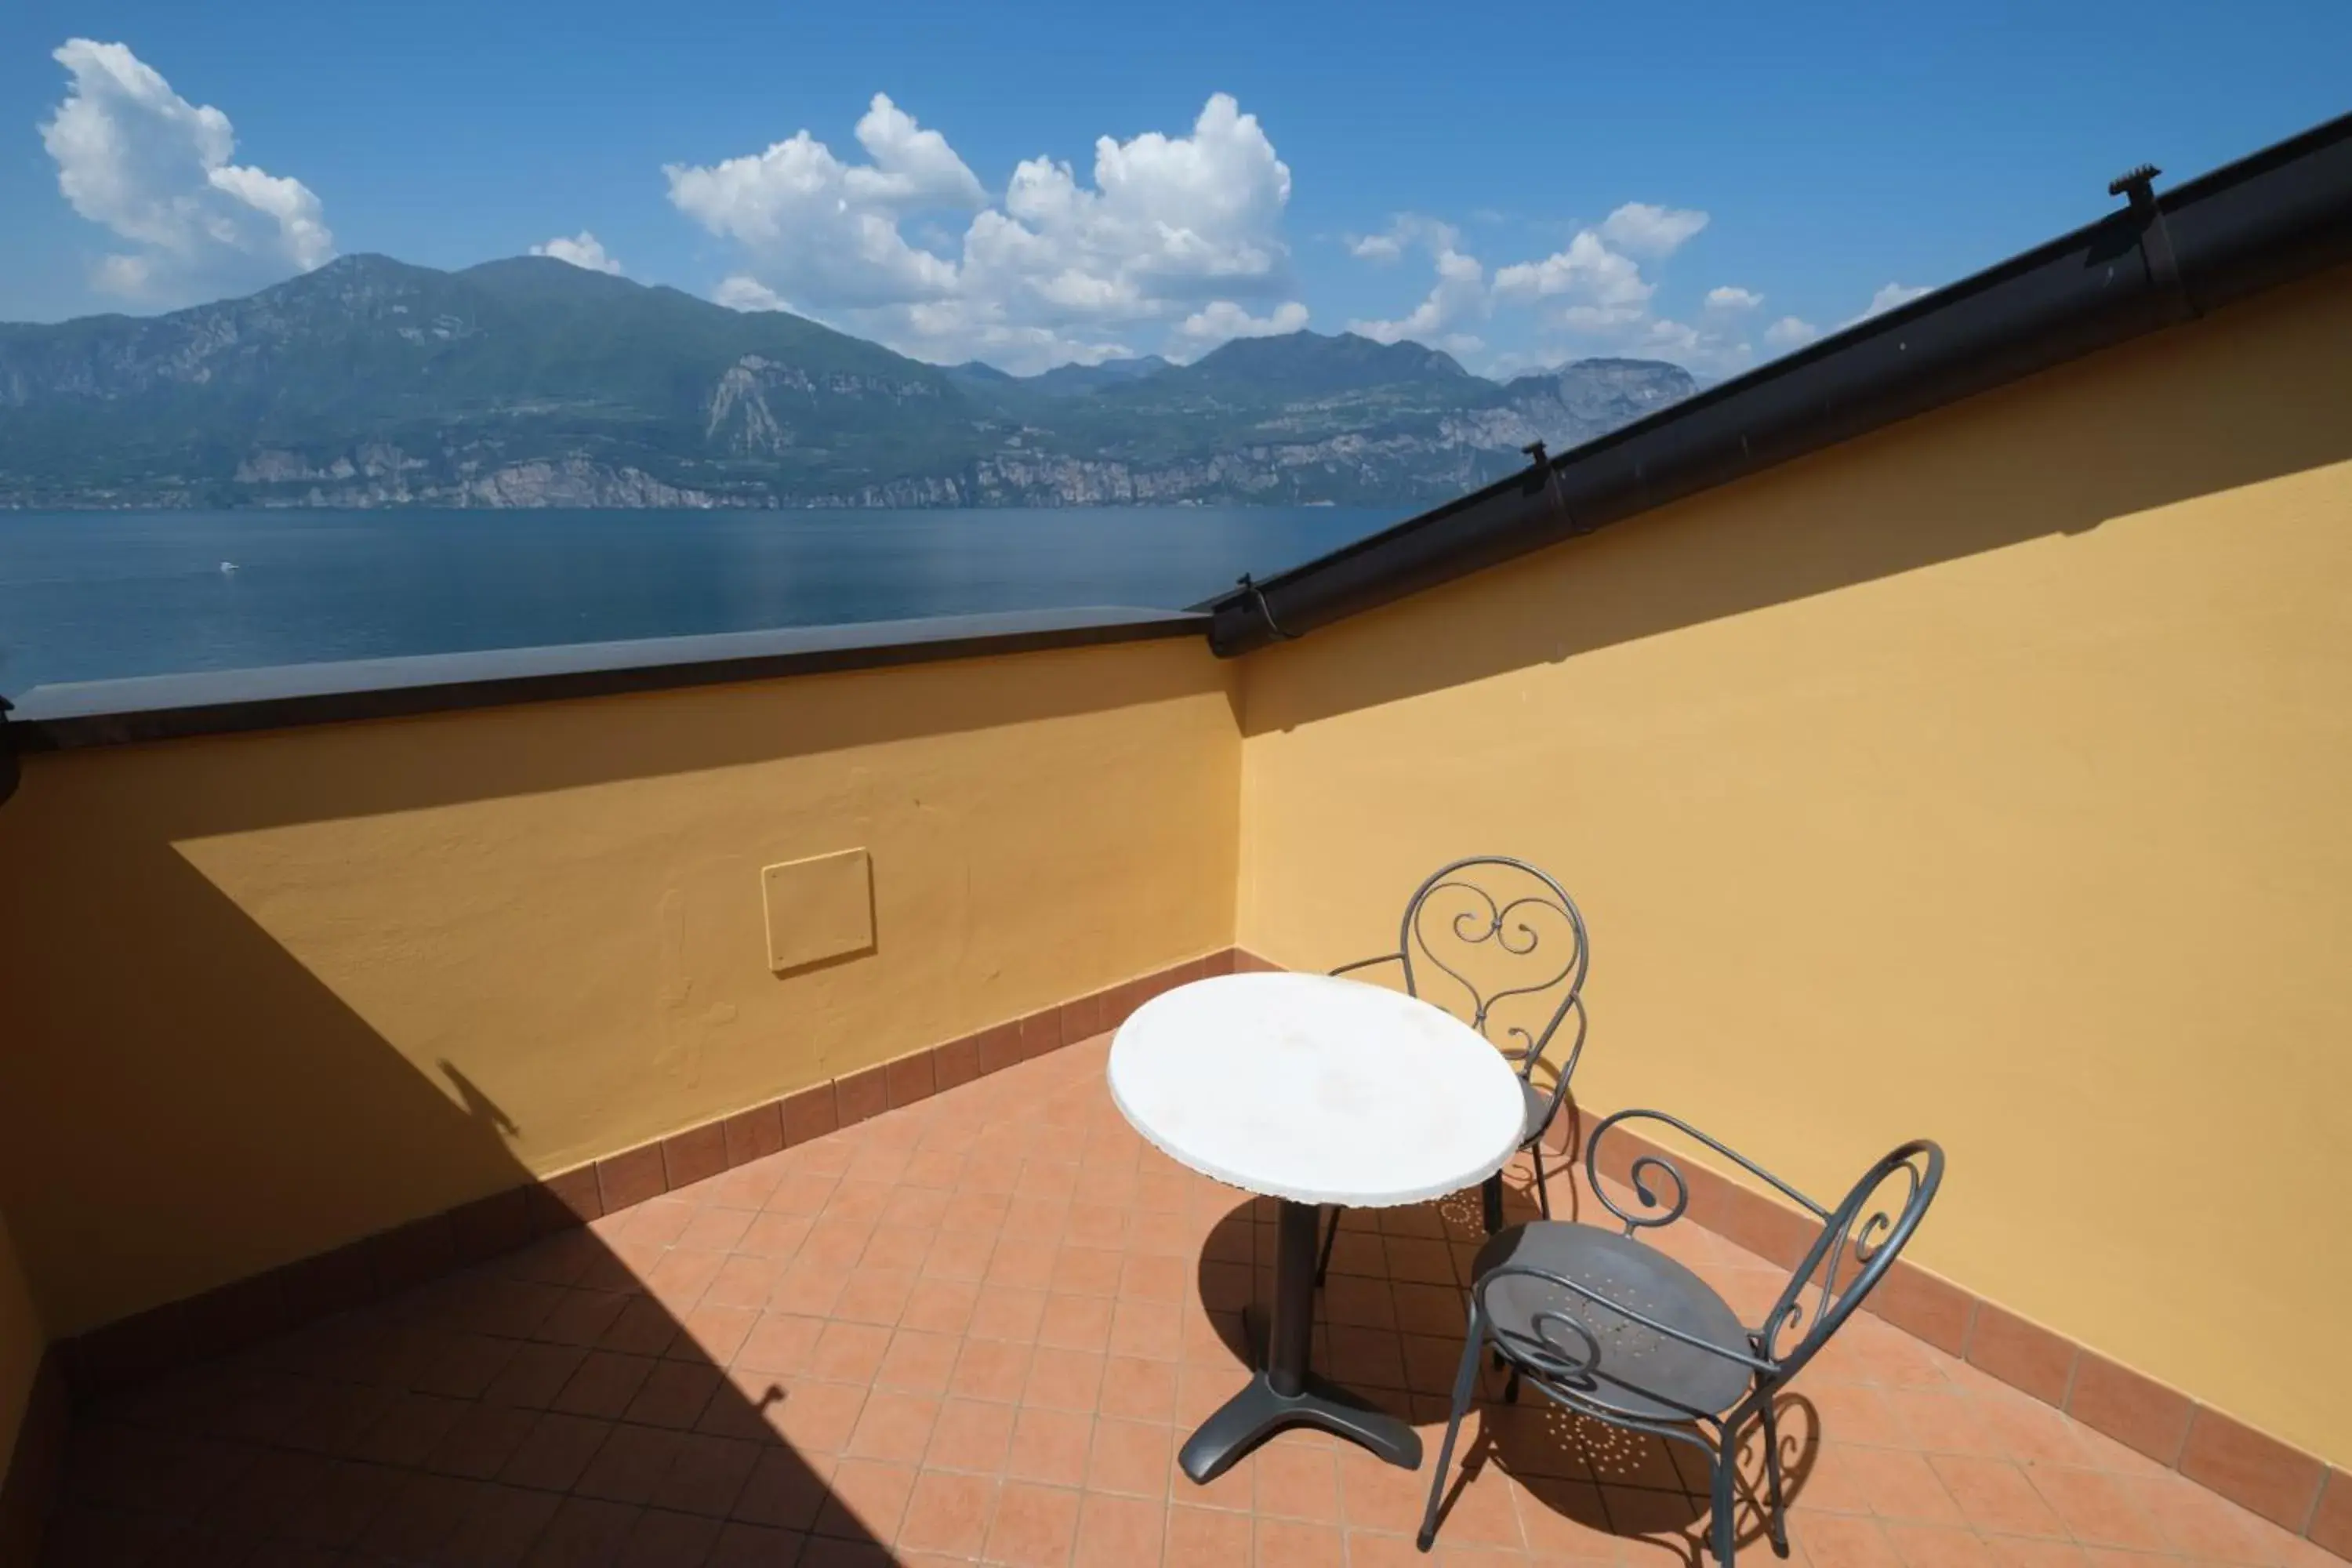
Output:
[
  {"xmin": 2109, "ymin": 165, "xmax": 2198, "ymax": 324},
  {"xmin": 1234, "ymin": 574, "xmax": 1294, "ymax": 642},
  {"xmin": 1522, "ymin": 440, "xmax": 1568, "ymax": 520}
]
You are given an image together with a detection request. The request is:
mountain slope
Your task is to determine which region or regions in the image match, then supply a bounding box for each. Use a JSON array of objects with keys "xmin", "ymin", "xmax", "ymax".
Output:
[{"xmin": 0, "ymin": 260, "xmax": 1696, "ymax": 507}]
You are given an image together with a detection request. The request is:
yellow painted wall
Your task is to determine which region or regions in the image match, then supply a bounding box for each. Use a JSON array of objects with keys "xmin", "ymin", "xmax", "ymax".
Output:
[
  {"xmin": 1236, "ymin": 268, "xmax": 2352, "ymax": 1465},
  {"xmin": 0, "ymin": 636, "xmax": 1240, "ymax": 1338},
  {"xmin": 0, "ymin": 1207, "xmax": 42, "ymax": 1487}
]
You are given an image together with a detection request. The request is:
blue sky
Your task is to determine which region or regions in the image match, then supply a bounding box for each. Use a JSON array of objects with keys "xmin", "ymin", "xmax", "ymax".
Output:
[{"xmin": 5, "ymin": 0, "xmax": 2347, "ymax": 376}]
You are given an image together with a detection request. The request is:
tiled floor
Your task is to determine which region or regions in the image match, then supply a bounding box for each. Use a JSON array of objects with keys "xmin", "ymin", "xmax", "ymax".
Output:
[{"xmin": 41, "ymin": 1033, "xmax": 2337, "ymax": 1567}]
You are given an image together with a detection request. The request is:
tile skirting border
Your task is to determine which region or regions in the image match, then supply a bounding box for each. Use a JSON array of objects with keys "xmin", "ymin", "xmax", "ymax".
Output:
[
  {"xmin": 1577, "ymin": 1107, "xmax": 2346, "ymax": 1555},
  {"xmin": 1232, "ymin": 944, "xmax": 2345, "ymax": 1558},
  {"xmin": 55, "ymin": 946, "xmax": 1249, "ymax": 1401}
]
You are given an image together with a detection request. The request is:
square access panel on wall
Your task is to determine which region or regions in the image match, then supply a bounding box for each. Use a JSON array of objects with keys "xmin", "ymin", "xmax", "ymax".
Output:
[{"xmin": 761, "ymin": 848, "xmax": 875, "ymax": 974}]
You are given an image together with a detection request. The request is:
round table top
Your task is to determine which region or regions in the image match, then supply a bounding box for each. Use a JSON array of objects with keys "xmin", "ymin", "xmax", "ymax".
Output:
[{"xmin": 1106, "ymin": 971, "xmax": 1528, "ymax": 1207}]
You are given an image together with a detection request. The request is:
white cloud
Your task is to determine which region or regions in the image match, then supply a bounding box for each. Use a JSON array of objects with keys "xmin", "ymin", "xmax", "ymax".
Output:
[
  {"xmin": 1764, "ymin": 315, "xmax": 1820, "ymax": 349},
  {"xmin": 1350, "ymin": 220, "xmax": 1486, "ymax": 349},
  {"xmin": 1628, "ymin": 316, "xmax": 1752, "ymax": 378},
  {"xmin": 1598, "ymin": 201, "xmax": 1708, "ymax": 258},
  {"xmin": 715, "ymin": 274, "xmax": 789, "ymax": 312},
  {"xmin": 41, "ymin": 38, "xmax": 332, "ymax": 305},
  {"xmin": 1340, "ymin": 198, "xmax": 1753, "ymax": 375},
  {"xmin": 666, "ymin": 93, "xmax": 971, "ymax": 310},
  {"xmin": 1345, "ymin": 213, "xmax": 1449, "ymax": 264},
  {"xmin": 1479, "ymin": 202, "xmax": 1766, "ymax": 376},
  {"xmin": 1491, "ymin": 231, "xmax": 1653, "ymax": 327},
  {"xmin": 1171, "ymin": 299, "xmax": 1308, "ymax": 359},
  {"xmin": 531, "ymin": 230, "xmax": 622, "ymax": 275},
  {"xmin": 672, "ymin": 92, "xmax": 1294, "ymax": 373},
  {"xmin": 1855, "ymin": 281, "xmax": 1932, "ymax": 321}
]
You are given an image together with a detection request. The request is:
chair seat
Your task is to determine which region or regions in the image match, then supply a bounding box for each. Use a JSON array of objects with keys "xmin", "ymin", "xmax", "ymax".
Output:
[
  {"xmin": 1518, "ymin": 1078, "xmax": 1555, "ymax": 1145},
  {"xmin": 1473, "ymin": 1222, "xmax": 1755, "ymax": 1423}
]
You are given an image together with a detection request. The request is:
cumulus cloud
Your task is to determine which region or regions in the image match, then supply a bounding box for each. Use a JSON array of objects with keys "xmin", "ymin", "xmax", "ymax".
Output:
[
  {"xmin": 714, "ymin": 274, "xmax": 789, "ymax": 312},
  {"xmin": 1349, "ymin": 219, "xmax": 1487, "ymax": 350},
  {"xmin": 1340, "ymin": 198, "xmax": 1759, "ymax": 372},
  {"xmin": 1763, "ymin": 315, "xmax": 1820, "ymax": 349},
  {"xmin": 1171, "ymin": 299, "xmax": 1309, "ymax": 358},
  {"xmin": 531, "ymin": 231, "xmax": 622, "ymax": 274},
  {"xmin": 672, "ymin": 92, "xmax": 1294, "ymax": 372},
  {"xmin": 666, "ymin": 93, "xmax": 971, "ymax": 311},
  {"xmin": 1631, "ymin": 316, "xmax": 1753, "ymax": 378},
  {"xmin": 1481, "ymin": 202, "xmax": 1774, "ymax": 376},
  {"xmin": 1492, "ymin": 231, "xmax": 1653, "ymax": 328},
  {"xmin": 677, "ymin": 97, "xmax": 1802, "ymax": 380},
  {"xmin": 1345, "ymin": 213, "xmax": 1450, "ymax": 265},
  {"xmin": 1853, "ymin": 281, "xmax": 1933, "ymax": 322},
  {"xmin": 1597, "ymin": 201, "xmax": 1708, "ymax": 258},
  {"xmin": 40, "ymin": 38, "xmax": 332, "ymax": 305}
]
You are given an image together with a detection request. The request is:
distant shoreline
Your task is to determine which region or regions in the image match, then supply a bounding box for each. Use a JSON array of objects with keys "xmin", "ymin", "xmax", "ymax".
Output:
[{"xmin": 0, "ymin": 504, "xmax": 1391, "ymax": 691}]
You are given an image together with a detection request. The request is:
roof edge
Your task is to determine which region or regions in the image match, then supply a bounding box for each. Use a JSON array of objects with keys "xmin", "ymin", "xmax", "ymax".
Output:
[
  {"xmin": 1205, "ymin": 111, "xmax": 2352, "ymax": 655},
  {"xmin": 2, "ymin": 606, "xmax": 1205, "ymax": 753}
]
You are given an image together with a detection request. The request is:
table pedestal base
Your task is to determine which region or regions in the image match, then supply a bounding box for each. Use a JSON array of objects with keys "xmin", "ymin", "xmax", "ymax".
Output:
[
  {"xmin": 1178, "ymin": 1198, "xmax": 1425, "ymax": 1483},
  {"xmin": 1178, "ymin": 1368, "xmax": 1422, "ymax": 1483}
]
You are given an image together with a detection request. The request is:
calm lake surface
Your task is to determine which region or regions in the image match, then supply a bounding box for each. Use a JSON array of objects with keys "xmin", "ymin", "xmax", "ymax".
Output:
[{"xmin": 0, "ymin": 506, "xmax": 1397, "ymax": 692}]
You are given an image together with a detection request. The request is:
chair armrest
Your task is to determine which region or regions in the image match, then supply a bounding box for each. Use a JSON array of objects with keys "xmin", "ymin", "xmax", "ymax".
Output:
[
  {"xmin": 1584, "ymin": 1108, "xmax": 1831, "ymax": 1236},
  {"xmin": 1327, "ymin": 953, "xmax": 1405, "ymax": 979},
  {"xmin": 1521, "ymin": 994, "xmax": 1588, "ymax": 1129}
]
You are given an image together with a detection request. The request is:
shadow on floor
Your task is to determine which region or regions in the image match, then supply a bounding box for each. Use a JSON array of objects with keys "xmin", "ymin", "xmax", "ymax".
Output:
[
  {"xmin": 1185, "ymin": 1168, "xmax": 1818, "ymax": 1566},
  {"xmin": 1439, "ymin": 1391, "xmax": 1822, "ymax": 1566},
  {"xmin": 40, "ymin": 1188, "xmax": 897, "ymax": 1566}
]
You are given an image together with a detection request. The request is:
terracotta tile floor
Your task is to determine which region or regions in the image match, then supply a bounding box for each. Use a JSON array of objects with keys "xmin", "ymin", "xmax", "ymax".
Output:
[{"xmin": 42, "ymin": 1033, "xmax": 2337, "ymax": 1567}]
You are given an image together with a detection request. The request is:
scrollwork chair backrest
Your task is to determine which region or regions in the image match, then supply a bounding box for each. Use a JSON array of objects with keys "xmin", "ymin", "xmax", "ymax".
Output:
[
  {"xmin": 1759, "ymin": 1139, "xmax": 1944, "ymax": 1381},
  {"xmin": 1586, "ymin": 1109, "xmax": 1944, "ymax": 1388},
  {"xmin": 1392, "ymin": 856, "xmax": 1591, "ymax": 1093}
]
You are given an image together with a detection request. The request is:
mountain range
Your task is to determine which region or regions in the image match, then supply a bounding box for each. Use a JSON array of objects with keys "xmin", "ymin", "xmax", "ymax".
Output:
[{"xmin": 0, "ymin": 255, "xmax": 1697, "ymax": 509}]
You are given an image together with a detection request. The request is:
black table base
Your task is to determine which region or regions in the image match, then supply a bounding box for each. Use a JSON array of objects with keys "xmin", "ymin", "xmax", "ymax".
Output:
[{"xmin": 1177, "ymin": 1198, "xmax": 1424, "ymax": 1483}]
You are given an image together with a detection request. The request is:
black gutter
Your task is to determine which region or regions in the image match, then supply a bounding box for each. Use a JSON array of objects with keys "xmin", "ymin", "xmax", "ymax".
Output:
[
  {"xmin": 1207, "ymin": 111, "xmax": 2352, "ymax": 656},
  {"xmin": 4, "ymin": 606, "xmax": 1203, "ymax": 752}
]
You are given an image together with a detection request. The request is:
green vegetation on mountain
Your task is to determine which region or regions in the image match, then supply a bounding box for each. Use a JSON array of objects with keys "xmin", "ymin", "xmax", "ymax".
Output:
[{"xmin": 0, "ymin": 256, "xmax": 1696, "ymax": 508}]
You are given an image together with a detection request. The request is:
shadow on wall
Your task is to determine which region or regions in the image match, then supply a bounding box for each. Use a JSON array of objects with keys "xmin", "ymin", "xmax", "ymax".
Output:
[
  {"xmin": 0, "ymin": 637, "xmax": 1238, "ymax": 1558},
  {"xmin": 0, "ymin": 635, "xmax": 1233, "ymax": 1341},
  {"xmin": 1242, "ymin": 269, "xmax": 2352, "ymax": 735},
  {"xmin": 5, "ymin": 851, "xmax": 888, "ymax": 1563},
  {"xmin": 0, "ymin": 827, "xmax": 547, "ymax": 1347}
]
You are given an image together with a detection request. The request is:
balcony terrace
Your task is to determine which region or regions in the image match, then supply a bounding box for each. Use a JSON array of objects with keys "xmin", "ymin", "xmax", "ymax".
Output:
[
  {"xmin": 34, "ymin": 1030, "xmax": 2337, "ymax": 1568},
  {"xmin": 5, "ymin": 114, "xmax": 2352, "ymax": 1568}
]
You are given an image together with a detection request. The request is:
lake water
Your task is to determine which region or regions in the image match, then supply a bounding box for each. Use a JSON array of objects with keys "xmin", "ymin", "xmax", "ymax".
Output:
[{"xmin": 0, "ymin": 506, "xmax": 1396, "ymax": 693}]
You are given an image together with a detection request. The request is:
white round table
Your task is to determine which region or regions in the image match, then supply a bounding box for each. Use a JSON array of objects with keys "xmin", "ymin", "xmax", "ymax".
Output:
[{"xmin": 1109, "ymin": 972, "xmax": 1526, "ymax": 1480}]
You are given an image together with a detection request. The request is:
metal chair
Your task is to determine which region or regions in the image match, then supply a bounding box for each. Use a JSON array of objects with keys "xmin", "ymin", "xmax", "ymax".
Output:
[
  {"xmin": 1417, "ymin": 1111, "xmax": 1944, "ymax": 1563},
  {"xmin": 1316, "ymin": 856, "xmax": 1590, "ymax": 1287}
]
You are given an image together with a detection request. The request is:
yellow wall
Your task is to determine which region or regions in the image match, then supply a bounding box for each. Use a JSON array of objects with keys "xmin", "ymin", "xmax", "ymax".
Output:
[
  {"xmin": 5, "ymin": 263, "xmax": 2347, "ymax": 1477},
  {"xmin": 1236, "ymin": 268, "xmax": 2352, "ymax": 1466},
  {"xmin": 0, "ymin": 636, "xmax": 1240, "ymax": 1338},
  {"xmin": 0, "ymin": 1207, "xmax": 42, "ymax": 1487}
]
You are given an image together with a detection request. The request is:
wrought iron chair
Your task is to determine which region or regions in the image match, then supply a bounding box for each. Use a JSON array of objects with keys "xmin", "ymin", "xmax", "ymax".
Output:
[
  {"xmin": 1417, "ymin": 1112, "xmax": 1944, "ymax": 1563},
  {"xmin": 1316, "ymin": 856, "xmax": 1591, "ymax": 1286}
]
